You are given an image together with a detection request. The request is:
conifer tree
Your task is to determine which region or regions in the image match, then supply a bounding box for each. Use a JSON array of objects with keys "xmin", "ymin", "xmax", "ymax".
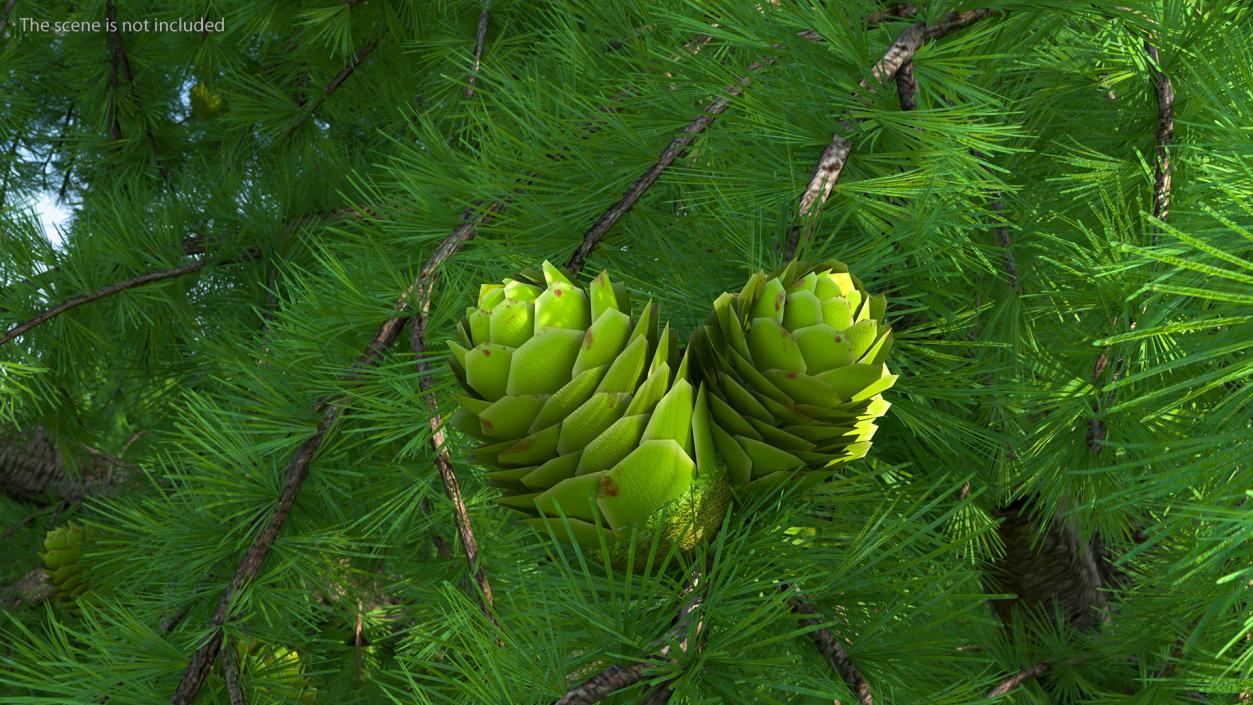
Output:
[{"xmin": 2, "ymin": 1, "xmax": 1250, "ymax": 704}]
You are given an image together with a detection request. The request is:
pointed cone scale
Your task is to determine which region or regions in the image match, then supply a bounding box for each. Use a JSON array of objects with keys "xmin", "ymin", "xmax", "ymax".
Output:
[
  {"xmin": 791, "ymin": 324, "xmax": 854, "ymax": 375},
  {"xmin": 447, "ymin": 340, "xmax": 469, "ymax": 374},
  {"xmin": 814, "ymin": 364, "xmax": 890, "ymax": 402},
  {"xmin": 820, "ymin": 296, "xmax": 855, "ymax": 330},
  {"xmin": 844, "ymin": 319, "xmax": 879, "ymax": 359},
  {"xmin": 496, "ymin": 491, "xmax": 544, "ymax": 516},
  {"xmin": 814, "ymin": 274, "xmax": 840, "ymax": 300},
  {"xmin": 718, "ymin": 372, "xmax": 772, "ymax": 424},
  {"xmin": 498, "ymin": 423, "xmax": 561, "ymax": 466},
  {"xmin": 536, "ymin": 471, "xmax": 605, "ymax": 523},
  {"xmin": 541, "ymin": 260, "xmax": 575, "ymax": 287},
  {"xmin": 479, "ymin": 395, "xmax": 546, "ymax": 440},
  {"xmin": 450, "ymin": 408, "xmax": 491, "ymax": 440},
  {"xmin": 556, "ymin": 392, "xmax": 631, "ymax": 455},
  {"xmin": 572, "ymin": 309, "xmax": 631, "ymax": 376},
  {"xmin": 534, "ymin": 283, "xmax": 590, "ymax": 332},
  {"xmin": 490, "ymin": 299, "xmax": 534, "ymax": 348},
  {"xmin": 597, "ymin": 334, "xmax": 648, "ymax": 394},
  {"xmin": 860, "ymin": 329, "xmax": 894, "ymax": 365},
  {"xmin": 789, "ymin": 272, "xmax": 818, "ymax": 294},
  {"xmin": 749, "ymin": 277, "xmax": 787, "ymax": 323},
  {"xmin": 589, "ymin": 270, "xmax": 619, "ymax": 320},
  {"xmin": 763, "ymin": 369, "xmax": 838, "ymax": 407},
  {"xmin": 625, "ymin": 363, "xmax": 671, "ymax": 416},
  {"xmin": 578, "ymin": 412, "xmax": 651, "ymax": 475},
  {"xmin": 523, "ymin": 452, "xmax": 583, "ymax": 489},
  {"xmin": 485, "ymin": 466, "xmax": 534, "ymax": 489},
  {"xmin": 478, "ymin": 284, "xmax": 505, "ymax": 309},
  {"xmin": 745, "ymin": 416, "xmax": 815, "ymax": 452},
  {"xmin": 692, "ymin": 385, "xmax": 716, "ymax": 477},
  {"xmin": 710, "ymin": 424, "xmax": 752, "ymax": 485},
  {"xmin": 707, "ymin": 387, "xmax": 763, "ymax": 438},
  {"xmin": 641, "ymin": 379, "xmax": 693, "ymax": 453},
  {"xmin": 827, "ymin": 271, "xmax": 857, "ymax": 296},
  {"xmin": 747, "ymin": 317, "xmax": 806, "ymax": 373},
  {"xmin": 530, "ymin": 364, "xmax": 607, "ymax": 433},
  {"xmin": 504, "ymin": 279, "xmax": 542, "ymax": 302},
  {"xmin": 596, "ymin": 439, "xmax": 695, "ymax": 531},
  {"xmin": 628, "ymin": 301, "xmax": 658, "ymax": 346},
  {"xmin": 738, "ymin": 436, "xmax": 804, "ymax": 479},
  {"xmin": 526, "ymin": 517, "xmax": 613, "ymax": 550},
  {"xmin": 730, "ymin": 349, "xmax": 792, "ymax": 406},
  {"xmin": 649, "ymin": 324, "xmax": 672, "ymax": 375},
  {"xmin": 465, "ymin": 344, "xmax": 513, "ymax": 402},
  {"xmin": 507, "ymin": 328, "xmax": 583, "ymax": 396},
  {"xmin": 782, "ymin": 291, "xmax": 823, "ymax": 330},
  {"xmin": 467, "ymin": 307, "xmax": 491, "ymax": 347}
]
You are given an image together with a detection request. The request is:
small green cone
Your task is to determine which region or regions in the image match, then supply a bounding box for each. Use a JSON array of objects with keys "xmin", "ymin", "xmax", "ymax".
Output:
[
  {"xmin": 689, "ymin": 259, "xmax": 898, "ymax": 494},
  {"xmin": 39, "ymin": 522, "xmax": 93, "ymax": 612},
  {"xmin": 448, "ymin": 262, "xmax": 730, "ymax": 564}
]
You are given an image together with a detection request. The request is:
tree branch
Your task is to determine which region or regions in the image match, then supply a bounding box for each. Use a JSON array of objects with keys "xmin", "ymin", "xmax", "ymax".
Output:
[
  {"xmin": 566, "ymin": 55, "xmax": 775, "ymax": 273},
  {"xmin": 0, "ymin": 428, "xmax": 132, "ymax": 503},
  {"xmin": 0, "ymin": 250, "xmax": 260, "ymax": 347},
  {"xmin": 168, "ymin": 223, "xmax": 477, "ymax": 705},
  {"xmin": 285, "ymin": 37, "xmax": 382, "ymax": 138},
  {"xmin": 786, "ymin": 9, "xmax": 1004, "ymax": 259},
  {"xmin": 219, "ymin": 641, "xmax": 247, "ymax": 705},
  {"xmin": 465, "ymin": 0, "xmax": 491, "ymax": 98},
  {"xmin": 1087, "ymin": 36, "xmax": 1174, "ymax": 453},
  {"xmin": 895, "ymin": 60, "xmax": 917, "ymax": 110},
  {"xmin": 790, "ymin": 596, "xmax": 874, "ymax": 705},
  {"xmin": 104, "ymin": 0, "xmax": 168, "ymax": 182},
  {"xmin": 409, "ymin": 203, "xmax": 506, "ymax": 638},
  {"xmin": 986, "ymin": 660, "xmax": 1051, "ymax": 698}
]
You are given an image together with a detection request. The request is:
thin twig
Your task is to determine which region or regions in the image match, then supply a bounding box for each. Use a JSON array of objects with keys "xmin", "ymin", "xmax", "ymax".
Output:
[
  {"xmin": 284, "ymin": 37, "xmax": 381, "ymax": 138},
  {"xmin": 791, "ymin": 596, "xmax": 874, "ymax": 705},
  {"xmin": 1087, "ymin": 37, "xmax": 1173, "ymax": 453},
  {"xmin": 566, "ymin": 55, "xmax": 775, "ymax": 273},
  {"xmin": 465, "ymin": 0, "xmax": 491, "ymax": 98},
  {"xmin": 168, "ymin": 224, "xmax": 478, "ymax": 705},
  {"xmin": 0, "ymin": 250, "xmax": 260, "ymax": 347},
  {"xmin": 554, "ymin": 565, "xmax": 708, "ymax": 705},
  {"xmin": 986, "ymin": 660, "xmax": 1051, "ymax": 698},
  {"xmin": 409, "ymin": 207, "xmax": 504, "ymax": 638},
  {"xmin": 786, "ymin": 10, "xmax": 1003, "ymax": 259},
  {"xmin": 103, "ymin": 1, "xmax": 168, "ymax": 182}
]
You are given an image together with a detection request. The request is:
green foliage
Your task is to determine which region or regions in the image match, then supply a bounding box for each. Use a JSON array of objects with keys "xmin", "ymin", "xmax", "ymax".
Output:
[{"xmin": 1, "ymin": 0, "xmax": 1249, "ymax": 703}]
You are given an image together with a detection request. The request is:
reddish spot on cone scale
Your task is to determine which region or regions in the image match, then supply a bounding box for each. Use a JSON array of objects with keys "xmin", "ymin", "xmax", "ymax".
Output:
[
  {"xmin": 482, "ymin": 348, "xmax": 491, "ymax": 356},
  {"xmin": 583, "ymin": 330, "xmax": 594, "ymax": 348},
  {"xmin": 833, "ymin": 335, "xmax": 842, "ymax": 342},
  {"xmin": 599, "ymin": 475, "xmax": 620, "ymax": 497},
  {"xmin": 482, "ymin": 419, "xmax": 493, "ymax": 430},
  {"xmin": 785, "ymin": 372, "xmax": 797, "ymax": 379},
  {"xmin": 774, "ymin": 292, "xmax": 785, "ymax": 311},
  {"xmin": 554, "ymin": 289, "xmax": 563, "ymax": 297},
  {"xmin": 507, "ymin": 437, "xmax": 534, "ymax": 453}
]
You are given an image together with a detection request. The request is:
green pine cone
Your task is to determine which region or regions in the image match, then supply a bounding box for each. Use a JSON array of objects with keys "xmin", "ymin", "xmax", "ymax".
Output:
[
  {"xmin": 448, "ymin": 261, "xmax": 730, "ymax": 559},
  {"xmin": 689, "ymin": 259, "xmax": 897, "ymax": 493},
  {"xmin": 189, "ymin": 83, "xmax": 223, "ymax": 119},
  {"xmin": 38, "ymin": 522, "xmax": 91, "ymax": 610}
]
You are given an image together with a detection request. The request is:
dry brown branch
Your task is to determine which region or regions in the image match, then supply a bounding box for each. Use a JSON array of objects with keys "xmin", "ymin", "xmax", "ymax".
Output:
[
  {"xmin": 987, "ymin": 660, "xmax": 1051, "ymax": 698},
  {"xmin": 0, "ymin": 249, "xmax": 260, "ymax": 347},
  {"xmin": 566, "ymin": 55, "xmax": 775, "ymax": 273},
  {"xmin": 169, "ymin": 223, "xmax": 478, "ymax": 705},
  {"xmin": 791, "ymin": 596, "xmax": 874, "ymax": 705},
  {"xmin": 284, "ymin": 37, "xmax": 382, "ymax": 138},
  {"xmin": 465, "ymin": 0, "xmax": 491, "ymax": 98},
  {"xmin": 2, "ymin": 568, "xmax": 52, "ymax": 610}
]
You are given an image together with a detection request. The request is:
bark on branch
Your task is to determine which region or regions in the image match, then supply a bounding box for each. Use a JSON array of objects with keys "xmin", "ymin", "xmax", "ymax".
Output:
[
  {"xmin": 0, "ymin": 250, "xmax": 261, "ymax": 347},
  {"xmin": 0, "ymin": 427, "xmax": 131, "ymax": 503},
  {"xmin": 786, "ymin": 9, "xmax": 1004, "ymax": 259},
  {"xmin": 465, "ymin": 0, "xmax": 491, "ymax": 98},
  {"xmin": 284, "ymin": 37, "xmax": 382, "ymax": 138},
  {"xmin": 790, "ymin": 596, "xmax": 875, "ymax": 705},
  {"xmin": 986, "ymin": 660, "xmax": 1051, "ymax": 698},
  {"xmin": 168, "ymin": 226, "xmax": 476, "ymax": 705}
]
